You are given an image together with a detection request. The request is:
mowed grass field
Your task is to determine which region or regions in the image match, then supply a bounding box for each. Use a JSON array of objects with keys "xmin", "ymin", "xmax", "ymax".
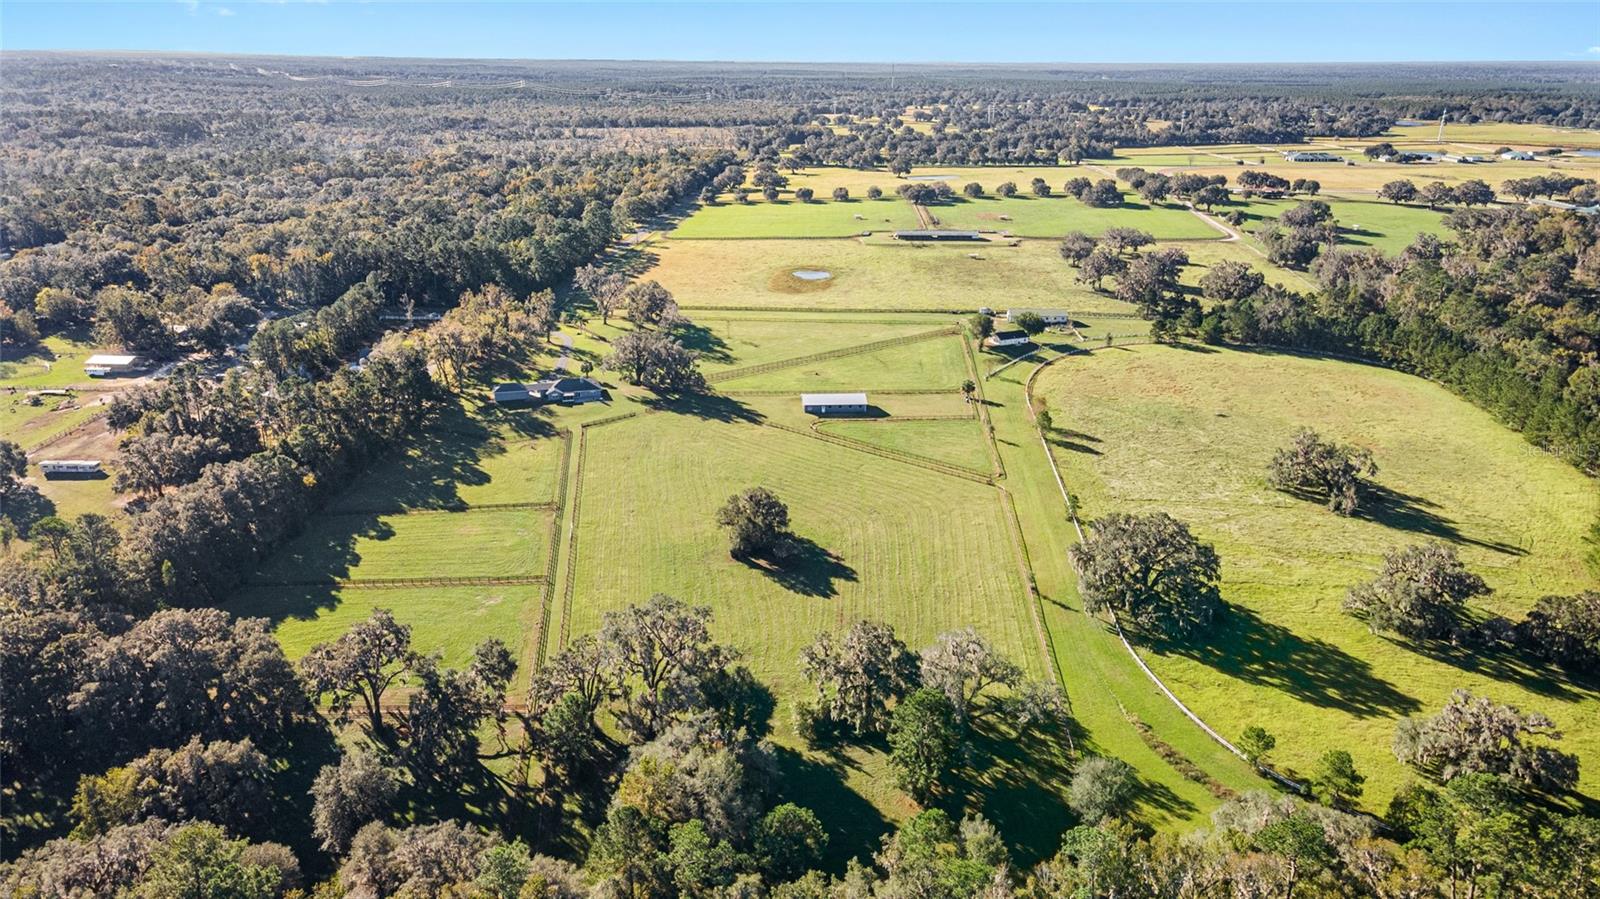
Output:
[
  {"xmin": 817, "ymin": 417, "xmax": 992, "ymax": 472},
  {"xmin": 1037, "ymin": 345, "xmax": 1600, "ymax": 809},
  {"xmin": 716, "ymin": 332, "xmax": 971, "ymax": 391},
  {"xmin": 928, "ymin": 193, "xmax": 1220, "ymax": 240},
  {"xmin": 562, "ymin": 411, "xmax": 1042, "ymax": 695},
  {"xmin": 231, "ymin": 583, "xmax": 543, "ymax": 668},
  {"xmin": 674, "ymin": 197, "xmax": 920, "ymax": 239},
  {"xmin": 643, "ymin": 236, "xmax": 1144, "ymax": 314},
  {"xmin": 230, "ymin": 417, "xmax": 569, "ymax": 667}
]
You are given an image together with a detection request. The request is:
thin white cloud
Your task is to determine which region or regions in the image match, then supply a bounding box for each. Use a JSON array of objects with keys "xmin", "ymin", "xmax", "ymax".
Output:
[
  {"xmin": 1587, "ymin": 46, "xmax": 1600, "ymax": 54},
  {"xmin": 216, "ymin": 6, "xmax": 236, "ymax": 15}
]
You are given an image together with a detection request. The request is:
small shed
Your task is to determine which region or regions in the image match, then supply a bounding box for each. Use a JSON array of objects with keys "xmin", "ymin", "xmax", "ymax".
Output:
[
  {"xmin": 1282, "ymin": 151, "xmax": 1342, "ymax": 163},
  {"xmin": 84, "ymin": 354, "xmax": 145, "ymax": 377},
  {"xmin": 491, "ymin": 382, "xmax": 533, "ymax": 404},
  {"xmin": 802, "ymin": 392, "xmax": 869, "ymax": 416},
  {"xmin": 893, "ymin": 230, "xmax": 982, "ymax": 242}
]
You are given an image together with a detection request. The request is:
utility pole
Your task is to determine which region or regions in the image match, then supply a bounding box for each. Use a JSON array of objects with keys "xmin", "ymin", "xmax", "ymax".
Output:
[{"xmin": 1437, "ymin": 110, "xmax": 1447, "ymax": 143}]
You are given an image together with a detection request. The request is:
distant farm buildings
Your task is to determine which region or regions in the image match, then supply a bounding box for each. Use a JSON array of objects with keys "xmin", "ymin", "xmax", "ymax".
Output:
[
  {"xmin": 892, "ymin": 230, "xmax": 982, "ymax": 241},
  {"xmin": 1005, "ymin": 309, "xmax": 1072, "ymax": 326},
  {"xmin": 801, "ymin": 392, "xmax": 869, "ymax": 415},
  {"xmin": 39, "ymin": 460, "xmax": 103, "ymax": 478},
  {"xmin": 491, "ymin": 377, "xmax": 606, "ymax": 405},
  {"xmin": 1501, "ymin": 150, "xmax": 1536, "ymax": 161},
  {"xmin": 83, "ymin": 354, "xmax": 145, "ymax": 377},
  {"xmin": 985, "ymin": 329, "xmax": 1032, "ymax": 348},
  {"xmin": 1282, "ymin": 151, "xmax": 1343, "ymax": 163}
]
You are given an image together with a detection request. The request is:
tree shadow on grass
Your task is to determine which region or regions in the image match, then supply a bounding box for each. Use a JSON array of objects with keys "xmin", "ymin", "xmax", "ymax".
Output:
[
  {"xmin": 1356, "ymin": 484, "xmax": 1527, "ymax": 557},
  {"xmin": 1148, "ymin": 603, "xmax": 1422, "ymax": 719},
  {"xmin": 644, "ymin": 391, "xmax": 765, "ymax": 425},
  {"xmin": 738, "ymin": 535, "xmax": 858, "ymax": 598},
  {"xmin": 948, "ymin": 718, "xmax": 1076, "ymax": 867},
  {"xmin": 1045, "ymin": 429, "xmax": 1102, "ymax": 456},
  {"xmin": 671, "ymin": 320, "xmax": 733, "ymax": 365},
  {"xmin": 1398, "ymin": 636, "xmax": 1588, "ymax": 703},
  {"xmin": 267, "ymin": 720, "xmax": 345, "ymax": 876},
  {"xmin": 772, "ymin": 745, "xmax": 891, "ymax": 871}
]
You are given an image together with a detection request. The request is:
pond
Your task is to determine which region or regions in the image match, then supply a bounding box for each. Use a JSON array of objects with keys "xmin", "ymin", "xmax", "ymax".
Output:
[{"xmin": 792, "ymin": 269, "xmax": 833, "ymax": 280}]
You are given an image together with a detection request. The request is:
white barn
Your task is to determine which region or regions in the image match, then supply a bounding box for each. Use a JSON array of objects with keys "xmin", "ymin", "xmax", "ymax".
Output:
[{"xmin": 801, "ymin": 392, "xmax": 868, "ymax": 415}]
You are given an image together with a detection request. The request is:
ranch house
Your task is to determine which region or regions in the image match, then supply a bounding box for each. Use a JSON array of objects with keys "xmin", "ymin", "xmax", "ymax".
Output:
[
  {"xmin": 986, "ymin": 329, "xmax": 1032, "ymax": 348},
  {"xmin": 530, "ymin": 377, "xmax": 606, "ymax": 405},
  {"xmin": 802, "ymin": 392, "xmax": 869, "ymax": 415}
]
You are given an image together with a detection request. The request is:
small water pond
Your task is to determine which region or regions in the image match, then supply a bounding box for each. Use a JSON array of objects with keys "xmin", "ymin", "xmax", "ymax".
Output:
[{"xmin": 792, "ymin": 269, "xmax": 833, "ymax": 281}]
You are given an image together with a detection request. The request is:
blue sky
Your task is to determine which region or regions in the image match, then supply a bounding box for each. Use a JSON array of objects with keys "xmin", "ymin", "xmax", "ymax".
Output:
[{"xmin": 4, "ymin": 1, "xmax": 1598, "ymax": 64}]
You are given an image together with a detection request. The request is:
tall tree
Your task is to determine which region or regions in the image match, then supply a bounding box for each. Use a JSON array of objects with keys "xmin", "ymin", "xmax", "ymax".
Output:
[{"xmin": 1070, "ymin": 512, "xmax": 1223, "ymax": 638}]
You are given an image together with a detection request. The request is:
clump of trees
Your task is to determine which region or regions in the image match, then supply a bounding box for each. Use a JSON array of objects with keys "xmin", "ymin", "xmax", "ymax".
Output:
[
  {"xmin": 1070, "ymin": 511, "xmax": 1223, "ymax": 638},
  {"xmin": 1343, "ymin": 542, "xmax": 1489, "ymax": 639},
  {"xmin": 1268, "ymin": 428, "xmax": 1378, "ymax": 515},
  {"xmin": 603, "ymin": 329, "xmax": 706, "ymax": 393},
  {"xmin": 1393, "ymin": 689, "xmax": 1579, "ymax": 791}
]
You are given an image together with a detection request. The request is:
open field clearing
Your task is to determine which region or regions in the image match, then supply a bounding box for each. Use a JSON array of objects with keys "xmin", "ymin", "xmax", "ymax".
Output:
[
  {"xmin": 561, "ymin": 409, "xmax": 1041, "ymax": 703},
  {"xmin": 716, "ymin": 332, "xmax": 971, "ymax": 391},
  {"xmin": 816, "ymin": 417, "xmax": 992, "ymax": 472},
  {"xmin": 643, "ymin": 236, "xmax": 1145, "ymax": 313},
  {"xmin": 927, "ymin": 193, "xmax": 1221, "ymax": 239},
  {"xmin": 1377, "ymin": 121, "xmax": 1600, "ymax": 148},
  {"xmin": 675, "ymin": 316, "xmax": 947, "ymax": 373},
  {"xmin": 4, "ymin": 396, "xmax": 108, "ymax": 450},
  {"xmin": 673, "ymin": 197, "xmax": 920, "ymax": 239},
  {"xmin": 230, "ymin": 583, "xmax": 543, "ymax": 668},
  {"xmin": 1169, "ymin": 156, "xmax": 1600, "ymax": 192},
  {"xmin": 0, "ymin": 334, "xmax": 119, "ymax": 389},
  {"xmin": 252, "ymin": 507, "xmax": 550, "ymax": 584},
  {"xmin": 735, "ymin": 390, "xmax": 972, "ymax": 427},
  {"xmin": 1037, "ymin": 344, "xmax": 1600, "ymax": 810}
]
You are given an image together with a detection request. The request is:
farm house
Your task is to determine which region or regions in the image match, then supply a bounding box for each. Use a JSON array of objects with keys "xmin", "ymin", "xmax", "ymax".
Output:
[
  {"xmin": 38, "ymin": 460, "xmax": 103, "ymax": 478},
  {"xmin": 986, "ymin": 329, "xmax": 1032, "ymax": 348},
  {"xmin": 530, "ymin": 377, "xmax": 605, "ymax": 405},
  {"xmin": 801, "ymin": 392, "xmax": 869, "ymax": 415},
  {"xmin": 490, "ymin": 382, "xmax": 533, "ymax": 403}
]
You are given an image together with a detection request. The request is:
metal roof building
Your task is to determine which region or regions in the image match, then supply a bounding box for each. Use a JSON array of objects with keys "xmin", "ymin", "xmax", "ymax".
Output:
[{"xmin": 801, "ymin": 392, "xmax": 869, "ymax": 415}]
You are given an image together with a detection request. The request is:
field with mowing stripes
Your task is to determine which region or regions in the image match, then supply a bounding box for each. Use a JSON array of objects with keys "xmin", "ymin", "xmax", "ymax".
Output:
[
  {"xmin": 928, "ymin": 194, "xmax": 1221, "ymax": 239},
  {"xmin": 250, "ymin": 507, "xmax": 551, "ymax": 584},
  {"xmin": 816, "ymin": 417, "xmax": 992, "ymax": 473},
  {"xmin": 644, "ymin": 237, "xmax": 1145, "ymax": 313},
  {"xmin": 672, "ymin": 197, "xmax": 920, "ymax": 239},
  {"xmin": 231, "ymin": 583, "xmax": 543, "ymax": 667},
  {"xmin": 715, "ymin": 332, "xmax": 971, "ymax": 391},
  {"xmin": 1037, "ymin": 344, "xmax": 1600, "ymax": 809}
]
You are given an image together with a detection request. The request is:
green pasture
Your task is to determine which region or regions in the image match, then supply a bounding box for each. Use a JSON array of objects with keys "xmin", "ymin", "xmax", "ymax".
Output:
[
  {"xmin": 715, "ymin": 333, "xmax": 971, "ymax": 392},
  {"xmin": 816, "ymin": 417, "xmax": 992, "ymax": 473},
  {"xmin": 673, "ymin": 197, "xmax": 919, "ymax": 239},
  {"xmin": 251, "ymin": 507, "xmax": 549, "ymax": 584},
  {"xmin": 0, "ymin": 334, "xmax": 113, "ymax": 389},
  {"xmin": 679, "ymin": 316, "xmax": 947, "ymax": 374},
  {"xmin": 1377, "ymin": 121, "xmax": 1600, "ymax": 149},
  {"xmin": 927, "ymin": 194, "xmax": 1220, "ymax": 240},
  {"xmin": 644, "ymin": 236, "xmax": 1144, "ymax": 314},
  {"xmin": 3, "ymin": 397, "xmax": 105, "ymax": 450},
  {"xmin": 229, "ymin": 583, "xmax": 542, "ymax": 668},
  {"xmin": 1037, "ymin": 344, "xmax": 1600, "ymax": 810}
]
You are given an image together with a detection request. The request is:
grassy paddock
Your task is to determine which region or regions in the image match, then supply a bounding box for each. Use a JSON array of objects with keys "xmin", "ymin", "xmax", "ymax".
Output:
[
  {"xmin": 716, "ymin": 333, "xmax": 971, "ymax": 392},
  {"xmin": 328, "ymin": 423, "xmax": 566, "ymax": 513},
  {"xmin": 252, "ymin": 507, "xmax": 551, "ymax": 584},
  {"xmin": 1037, "ymin": 344, "xmax": 1600, "ymax": 809},
  {"xmin": 228, "ymin": 583, "xmax": 542, "ymax": 667},
  {"xmin": 644, "ymin": 237, "xmax": 1144, "ymax": 314},
  {"xmin": 1221, "ymin": 195, "xmax": 1450, "ymax": 254},
  {"xmin": 673, "ymin": 197, "xmax": 920, "ymax": 239},
  {"xmin": 816, "ymin": 417, "xmax": 992, "ymax": 472},
  {"xmin": 928, "ymin": 193, "xmax": 1220, "ymax": 240}
]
